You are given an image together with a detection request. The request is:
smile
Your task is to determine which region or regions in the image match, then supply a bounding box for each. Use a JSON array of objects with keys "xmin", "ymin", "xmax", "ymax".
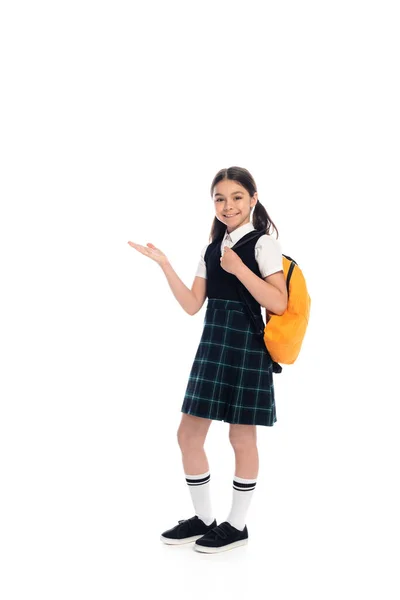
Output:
[{"xmin": 224, "ymin": 214, "xmax": 239, "ymax": 217}]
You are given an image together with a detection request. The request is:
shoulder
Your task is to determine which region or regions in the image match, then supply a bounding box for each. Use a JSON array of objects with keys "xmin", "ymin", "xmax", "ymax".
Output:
[
  {"xmin": 254, "ymin": 234, "xmax": 284, "ymax": 279},
  {"xmin": 255, "ymin": 233, "xmax": 283, "ymax": 252}
]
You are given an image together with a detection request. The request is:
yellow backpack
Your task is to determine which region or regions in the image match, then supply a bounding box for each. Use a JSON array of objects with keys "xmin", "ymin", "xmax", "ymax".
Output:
[{"xmin": 235, "ymin": 232, "xmax": 311, "ymax": 374}]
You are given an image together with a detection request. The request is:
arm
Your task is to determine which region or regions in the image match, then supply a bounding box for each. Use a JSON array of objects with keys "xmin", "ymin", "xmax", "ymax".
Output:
[
  {"xmin": 160, "ymin": 262, "xmax": 207, "ymax": 315},
  {"xmin": 235, "ymin": 263, "xmax": 288, "ymax": 316}
]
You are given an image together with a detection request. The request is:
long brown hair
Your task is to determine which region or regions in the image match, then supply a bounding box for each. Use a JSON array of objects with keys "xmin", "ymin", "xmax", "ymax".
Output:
[{"xmin": 208, "ymin": 166, "xmax": 279, "ymax": 243}]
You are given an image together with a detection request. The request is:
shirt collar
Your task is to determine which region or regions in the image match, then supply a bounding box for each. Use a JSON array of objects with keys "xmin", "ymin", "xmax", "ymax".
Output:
[{"xmin": 223, "ymin": 221, "xmax": 255, "ymax": 246}]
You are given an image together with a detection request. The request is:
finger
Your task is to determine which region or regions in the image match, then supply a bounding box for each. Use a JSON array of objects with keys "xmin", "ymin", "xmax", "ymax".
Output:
[
  {"xmin": 129, "ymin": 242, "xmax": 146, "ymax": 250},
  {"xmin": 131, "ymin": 244, "xmax": 151, "ymax": 255}
]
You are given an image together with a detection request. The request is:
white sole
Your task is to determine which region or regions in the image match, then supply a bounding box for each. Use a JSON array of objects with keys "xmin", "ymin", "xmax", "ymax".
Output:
[
  {"xmin": 160, "ymin": 534, "xmax": 205, "ymax": 545},
  {"xmin": 194, "ymin": 539, "xmax": 248, "ymax": 553}
]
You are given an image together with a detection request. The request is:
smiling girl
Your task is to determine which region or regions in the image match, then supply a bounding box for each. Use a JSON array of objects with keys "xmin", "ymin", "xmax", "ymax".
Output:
[{"xmin": 128, "ymin": 166, "xmax": 287, "ymax": 553}]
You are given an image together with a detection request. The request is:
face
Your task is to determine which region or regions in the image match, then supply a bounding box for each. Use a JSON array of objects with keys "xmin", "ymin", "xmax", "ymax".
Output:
[{"xmin": 213, "ymin": 179, "xmax": 258, "ymax": 233}]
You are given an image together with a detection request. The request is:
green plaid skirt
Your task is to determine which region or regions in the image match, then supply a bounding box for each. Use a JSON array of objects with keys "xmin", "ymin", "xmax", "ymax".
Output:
[{"xmin": 181, "ymin": 298, "xmax": 277, "ymax": 426}]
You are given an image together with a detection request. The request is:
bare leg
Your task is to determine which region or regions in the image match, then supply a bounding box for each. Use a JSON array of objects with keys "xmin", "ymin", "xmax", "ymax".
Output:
[
  {"xmin": 229, "ymin": 423, "xmax": 259, "ymax": 478},
  {"xmin": 177, "ymin": 413, "xmax": 212, "ymax": 474}
]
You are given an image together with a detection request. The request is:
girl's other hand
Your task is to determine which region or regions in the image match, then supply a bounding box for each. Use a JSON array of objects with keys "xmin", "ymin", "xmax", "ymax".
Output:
[
  {"xmin": 220, "ymin": 245, "xmax": 243, "ymax": 275},
  {"xmin": 127, "ymin": 241, "xmax": 169, "ymax": 267}
]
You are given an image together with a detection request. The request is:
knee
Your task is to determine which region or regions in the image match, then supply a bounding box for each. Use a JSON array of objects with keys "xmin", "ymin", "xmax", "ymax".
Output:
[
  {"xmin": 229, "ymin": 432, "xmax": 257, "ymax": 452},
  {"xmin": 177, "ymin": 427, "xmax": 205, "ymax": 452}
]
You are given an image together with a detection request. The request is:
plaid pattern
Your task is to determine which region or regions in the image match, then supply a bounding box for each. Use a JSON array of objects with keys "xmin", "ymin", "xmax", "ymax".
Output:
[{"xmin": 181, "ymin": 298, "xmax": 277, "ymax": 426}]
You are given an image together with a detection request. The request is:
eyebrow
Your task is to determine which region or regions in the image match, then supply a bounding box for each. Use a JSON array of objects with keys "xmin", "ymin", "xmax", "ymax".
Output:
[{"xmin": 214, "ymin": 191, "xmax": 244, "ymax": 197}]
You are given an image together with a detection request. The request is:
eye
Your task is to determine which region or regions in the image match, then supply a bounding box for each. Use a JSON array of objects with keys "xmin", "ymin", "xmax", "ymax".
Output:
[{"xmin": 215, "ymin": 197, "xmax": 242, "ymax": 202}]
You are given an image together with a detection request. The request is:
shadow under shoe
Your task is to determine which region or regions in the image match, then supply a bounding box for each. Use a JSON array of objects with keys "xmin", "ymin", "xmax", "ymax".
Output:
[{"xmin": 160, "ymin": 515, "xmax": 218, "ymax": 545}]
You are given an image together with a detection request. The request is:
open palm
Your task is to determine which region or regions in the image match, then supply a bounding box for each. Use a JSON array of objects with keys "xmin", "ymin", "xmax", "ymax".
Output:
[{"xmin": 127, "ymin": 241, "xmax": 169, "ymax": 266}]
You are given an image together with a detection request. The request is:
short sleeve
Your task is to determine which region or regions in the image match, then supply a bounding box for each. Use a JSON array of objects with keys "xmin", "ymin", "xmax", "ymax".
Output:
[
  {"xmin": 194, "ymin": 244, "xmax": 208, "ymax": 279},
  {"xmin": 255, "ymin": 235, "xmax": 283, "ymax": 278}
]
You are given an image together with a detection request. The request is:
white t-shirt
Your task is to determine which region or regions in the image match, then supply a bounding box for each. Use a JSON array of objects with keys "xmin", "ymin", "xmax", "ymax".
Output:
[{"xmin": 195, "ymin": 221, "xmax": 284, "ymax": 280}]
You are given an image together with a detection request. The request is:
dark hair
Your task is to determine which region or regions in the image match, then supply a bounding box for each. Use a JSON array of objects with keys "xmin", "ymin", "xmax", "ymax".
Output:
[{"xmin": 208, "ymin": 166, "xmax": 279, "ymax": 243}]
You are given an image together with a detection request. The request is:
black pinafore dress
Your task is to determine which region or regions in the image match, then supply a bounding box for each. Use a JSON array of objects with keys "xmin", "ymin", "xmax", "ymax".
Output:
[{"xmin": 180, "ymin": 231, "xmax": 277, "ymax": 426}]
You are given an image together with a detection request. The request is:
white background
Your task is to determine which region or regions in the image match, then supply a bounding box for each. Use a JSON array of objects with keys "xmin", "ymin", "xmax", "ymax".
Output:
[{"xmin": 1, "ymin": 1, "xmax": 399, "ymax": 598}]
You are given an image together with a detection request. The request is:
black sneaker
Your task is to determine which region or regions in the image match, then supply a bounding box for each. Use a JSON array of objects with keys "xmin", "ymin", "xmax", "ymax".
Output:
[
  {"xmin": 160, "ymin": 515, "xmax": 218, "ymax": 545},
  {"xmin": 194, "ymin": 521, "xmax": 248, "ymax": 553}
]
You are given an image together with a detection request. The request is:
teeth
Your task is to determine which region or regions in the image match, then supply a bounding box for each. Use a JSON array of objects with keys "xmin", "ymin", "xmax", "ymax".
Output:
[{"xmin": 225, "ymin": 214, "xmax": 238, "ymax": 217}]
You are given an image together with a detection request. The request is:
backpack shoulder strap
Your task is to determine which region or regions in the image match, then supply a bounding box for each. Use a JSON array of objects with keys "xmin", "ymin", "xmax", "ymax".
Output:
[
  {"xmin": 232, "ymin": 234, "xmax": 283, "ymax": 374},
  {"xmin": 231, "ymin": 229, "xmax": 266, "ymax": 251}
]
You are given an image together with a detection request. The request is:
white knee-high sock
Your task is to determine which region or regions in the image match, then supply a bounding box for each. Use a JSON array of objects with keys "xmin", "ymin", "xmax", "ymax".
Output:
[
  {"xmin": 226, "ymin": 475, "xmax": 257, "ymax": 531},
  {"xmin": 185, "ymin": 471, "xmax": 214, "ymax": 526}
]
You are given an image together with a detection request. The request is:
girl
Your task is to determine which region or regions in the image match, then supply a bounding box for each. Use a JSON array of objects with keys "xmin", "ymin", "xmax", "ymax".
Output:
[{"xmin": 128, "ymin": 166, "xmax": 287, "ymax": 553}]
